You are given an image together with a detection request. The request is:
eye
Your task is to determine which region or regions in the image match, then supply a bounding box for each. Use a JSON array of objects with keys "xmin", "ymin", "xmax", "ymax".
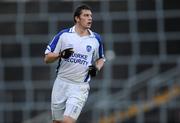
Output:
[{"xmin": 84, "ymin": 14, "xmax": 89, "ymax": 17}]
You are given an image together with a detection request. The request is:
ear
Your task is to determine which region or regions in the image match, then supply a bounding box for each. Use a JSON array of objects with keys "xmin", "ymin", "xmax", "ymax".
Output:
[{"xmin": 75, "ymin": 16, "xmax": 79, "ymax": 23}]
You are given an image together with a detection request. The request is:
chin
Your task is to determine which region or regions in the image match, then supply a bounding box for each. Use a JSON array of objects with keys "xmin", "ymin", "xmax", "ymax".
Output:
[{"xmin": 86, "ymin": 25, "xmax": 91, "ymax": 29}]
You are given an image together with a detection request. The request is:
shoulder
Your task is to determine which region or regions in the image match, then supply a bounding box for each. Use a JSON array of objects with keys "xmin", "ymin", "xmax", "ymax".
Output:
[
  {"xmin": 56, "ymin": 28, "xmax": 71, "ymax": 37},
  {"xmin": 93, "ymin": 32, "xmax": 103, "ymax": 45},
  {"xmin": 93, "ymin": 32, "xmax": 101, "ymax": 41},
  {"xmin": 57, "ymin": 28, "xmax": 70, "ymax": 36}
]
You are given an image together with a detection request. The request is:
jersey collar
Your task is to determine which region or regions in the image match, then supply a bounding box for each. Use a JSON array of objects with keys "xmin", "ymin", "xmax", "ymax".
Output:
[{"xmin": 70, "ymin": 26, "xmax": 95, "ymax": 38}]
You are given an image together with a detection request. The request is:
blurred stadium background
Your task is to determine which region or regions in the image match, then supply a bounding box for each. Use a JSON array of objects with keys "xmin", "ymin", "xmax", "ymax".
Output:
[{"xmin": 0, "ymin": 0, "xmax": 180, "ymax": 123}]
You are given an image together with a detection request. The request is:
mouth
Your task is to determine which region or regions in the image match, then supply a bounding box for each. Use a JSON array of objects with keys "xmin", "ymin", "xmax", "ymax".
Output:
[{"xmin": 87, "ymin": 22, "xmax": 92, "ymax": 25}]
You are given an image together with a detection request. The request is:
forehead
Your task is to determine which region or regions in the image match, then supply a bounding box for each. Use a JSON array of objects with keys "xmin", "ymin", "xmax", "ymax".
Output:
[{"xmin": 80, "ymin": 9, "xmax": 92, "ymax": 15}]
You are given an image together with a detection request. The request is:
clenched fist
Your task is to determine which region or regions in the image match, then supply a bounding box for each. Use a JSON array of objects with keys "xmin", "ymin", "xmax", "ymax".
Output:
[
  {"xmin": 88, "ymin": 65, "xmax": 98, "ymax": 77},
  {"xmin": 60, "ymin": 48, "xmax": 74, "ymax": 59}
]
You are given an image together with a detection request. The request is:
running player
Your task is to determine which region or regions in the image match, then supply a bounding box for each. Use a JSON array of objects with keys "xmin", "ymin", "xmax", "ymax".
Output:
[{"xmin": 44, "ymin": 4, "xmax": 105, "ymax": 123}]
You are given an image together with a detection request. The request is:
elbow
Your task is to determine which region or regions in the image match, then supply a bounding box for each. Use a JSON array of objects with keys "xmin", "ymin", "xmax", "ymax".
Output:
[
  {"xmin": 44, "ymin": 58, "xmax": 49, "ymax": 64},
  {"xmin": 44, "ymin": 56, "xmax": 50, "ymax": 64}
]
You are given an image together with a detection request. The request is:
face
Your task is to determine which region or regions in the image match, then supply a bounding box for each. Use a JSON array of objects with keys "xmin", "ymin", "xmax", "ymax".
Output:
[{"xmin": 76, "ymin": 9, "xmax": 92, "ymax": 29}]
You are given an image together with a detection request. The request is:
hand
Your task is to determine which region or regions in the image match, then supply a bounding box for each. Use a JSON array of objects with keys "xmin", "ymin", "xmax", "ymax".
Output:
[
  {"xmin": 60, "ymin": 48, "xmax": 74, "ymax": 59},
  {"xmin": 88, "ymin": 65, "xmax": 98, "ymax": 77}
]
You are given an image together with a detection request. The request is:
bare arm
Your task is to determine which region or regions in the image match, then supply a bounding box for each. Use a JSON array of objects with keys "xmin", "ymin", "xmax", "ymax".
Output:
[
  {"xmin": 44, "ymin": 48, "xmax": 74, "ymax": 64},
  {"xmin": 44, "ymin": 52, "xmax": 60, "ymax": 64},
  {"xmin": 95, "ymin": 58, "xmax": 105, "ymax": 71}
]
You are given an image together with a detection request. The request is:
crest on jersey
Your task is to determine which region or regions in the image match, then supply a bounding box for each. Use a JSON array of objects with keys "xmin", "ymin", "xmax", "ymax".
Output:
[{"xmin": 86, "ymin": 45, "xmax": 92, "ymax": 52}]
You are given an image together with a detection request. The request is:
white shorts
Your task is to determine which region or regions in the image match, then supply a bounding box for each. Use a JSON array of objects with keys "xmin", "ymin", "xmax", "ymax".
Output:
[{"xmin": 51, "ymin": 77, "xmax": 90, "ymax": 121}]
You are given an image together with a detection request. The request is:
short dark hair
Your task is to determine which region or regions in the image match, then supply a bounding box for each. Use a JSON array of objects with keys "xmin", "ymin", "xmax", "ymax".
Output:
[{"xmin": 73, "ymin": 4, "xmax": 92, "ymax": 23}]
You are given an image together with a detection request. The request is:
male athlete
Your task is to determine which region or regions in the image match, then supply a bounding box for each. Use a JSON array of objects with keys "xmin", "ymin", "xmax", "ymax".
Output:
[{"xmin": 44, "ymin": 5, "xmax": 105, "ymax": 123}]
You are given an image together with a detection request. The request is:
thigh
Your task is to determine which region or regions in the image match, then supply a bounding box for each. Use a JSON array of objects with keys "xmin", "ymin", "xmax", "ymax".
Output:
[
  {"xmin": 65, "ymin": 83, "xmax": 90, "ymax": 120},
  {"xmin": 51, "ymin": 78, "xmax": 68, "ymax": 120},
  {"xmin": 52, "ymin": 109, "xmax": 64, "ymax": 121},
  {"xmin": 51, "ymin": 78, "xmax": 68, "ymax": 103},
  {"xmin": 64, "ymin": 104, "xmax": 82, "ymax": 121},
  {"xmin": 67, "ymin": 83, "xmax": 89, "ymax": 107}
]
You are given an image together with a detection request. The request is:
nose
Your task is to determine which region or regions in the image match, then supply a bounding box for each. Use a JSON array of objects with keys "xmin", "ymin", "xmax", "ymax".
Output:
[{"xmin": 89, "ymin": 15, "xmax": 92, "ymax": 21}]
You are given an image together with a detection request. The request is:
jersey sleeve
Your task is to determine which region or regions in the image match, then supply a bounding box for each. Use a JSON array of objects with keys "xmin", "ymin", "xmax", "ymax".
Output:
[
  {"xmin": 45, "ymin": 34, "xmax": 62, "ymax": 54},
  {"xmin": 45, "ymin": 29, "xmax": 70, "ymax": 54},
  {"xmin": 93, "ymin": 33, "xmax": 106, "ymax": 62}
]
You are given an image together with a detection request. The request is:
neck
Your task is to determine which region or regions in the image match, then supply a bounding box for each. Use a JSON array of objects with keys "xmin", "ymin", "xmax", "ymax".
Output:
[{"xmin": 75, "ymin": 24, "xmax": 90, "ymax": 37}]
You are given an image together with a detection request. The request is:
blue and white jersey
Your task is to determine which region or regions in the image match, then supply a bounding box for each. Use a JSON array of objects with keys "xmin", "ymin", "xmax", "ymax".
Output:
[{"xmin": 45, "ymin": 26, "xmax": 105, "ymax": 83}]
